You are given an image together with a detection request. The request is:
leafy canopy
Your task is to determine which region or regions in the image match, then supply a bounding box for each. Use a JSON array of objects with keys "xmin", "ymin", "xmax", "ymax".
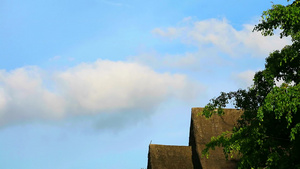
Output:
[{"xmin": 201, "ymin": 1, "xmax": 300, "ymax": 168}]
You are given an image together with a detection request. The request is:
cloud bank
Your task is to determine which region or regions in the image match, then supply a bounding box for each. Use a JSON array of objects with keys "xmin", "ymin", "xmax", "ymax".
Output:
[{"xmin": 0, "ymin": 60, "xmax": 200, "ymax": 127}]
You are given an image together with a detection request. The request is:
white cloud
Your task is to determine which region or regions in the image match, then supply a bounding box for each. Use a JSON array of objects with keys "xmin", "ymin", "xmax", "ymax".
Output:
[
  {"xmin": 0, "ymin": 60, "xmax": 200, "ymax": 128},
  {"xmin": 152, "ymin": 18, "xmax": 291, "ymax": 57},
  {"xmin": 134, "ymin": 18, "xmax": 291, "ymax": 73},
  {"xmin": 0, "ymin": 67, "xmax": 66, "ymax": 125},
  {"xmin": 55, "ymin": 60, "xmax": 196, "ymax": 113}
]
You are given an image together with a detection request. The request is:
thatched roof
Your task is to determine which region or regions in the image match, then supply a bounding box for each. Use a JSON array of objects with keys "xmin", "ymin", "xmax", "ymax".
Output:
[
  {"xmin": 189, "ymin": 108, "xmax": 242, "ymax": 169},
  {"xmin": 147, "ymin": 108, "xmax": 243, "ymax": 169},
  {"xmin": 147, "ymin": 144, "xmax": 194, "ymax": 169}
]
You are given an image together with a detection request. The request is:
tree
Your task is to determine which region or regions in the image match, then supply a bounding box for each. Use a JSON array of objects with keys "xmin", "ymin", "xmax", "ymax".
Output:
[{"xmin": 201, "ymin": 0, "xmax": 300, "ymax": 168}]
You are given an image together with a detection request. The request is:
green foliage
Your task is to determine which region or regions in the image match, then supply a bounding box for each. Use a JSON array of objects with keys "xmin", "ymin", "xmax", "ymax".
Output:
[{"xmin": 201, "ymin": 1, "xmax": 300, "ymax": 168}]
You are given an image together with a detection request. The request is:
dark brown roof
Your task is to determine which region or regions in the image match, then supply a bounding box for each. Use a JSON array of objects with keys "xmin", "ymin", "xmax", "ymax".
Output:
[
  {"xmin": 147, "ymin": 144, "xmax": 194, "ymax": 169},
  {"xmin": 189, "ymin": 108, "xmax": 242, "ymax": 169},
  {"xmin": 147, "ymin": 108, "xmax": 243, "ymax": 169}
]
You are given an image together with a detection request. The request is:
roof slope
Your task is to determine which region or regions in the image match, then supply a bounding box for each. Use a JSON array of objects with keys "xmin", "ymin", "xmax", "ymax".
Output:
[
  {"xmin": 189, "ymin": 108, "xmax": 242, "ymax": 169},
  {"xmin": 147, "ymin": 144, "xmax": 194, "ymax": 169}
]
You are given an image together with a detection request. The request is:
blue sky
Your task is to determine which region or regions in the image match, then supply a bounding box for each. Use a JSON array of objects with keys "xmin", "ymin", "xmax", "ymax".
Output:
[{"xmin": 0, "ymin": 0, "xmax": 292, "ymax": 169}]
